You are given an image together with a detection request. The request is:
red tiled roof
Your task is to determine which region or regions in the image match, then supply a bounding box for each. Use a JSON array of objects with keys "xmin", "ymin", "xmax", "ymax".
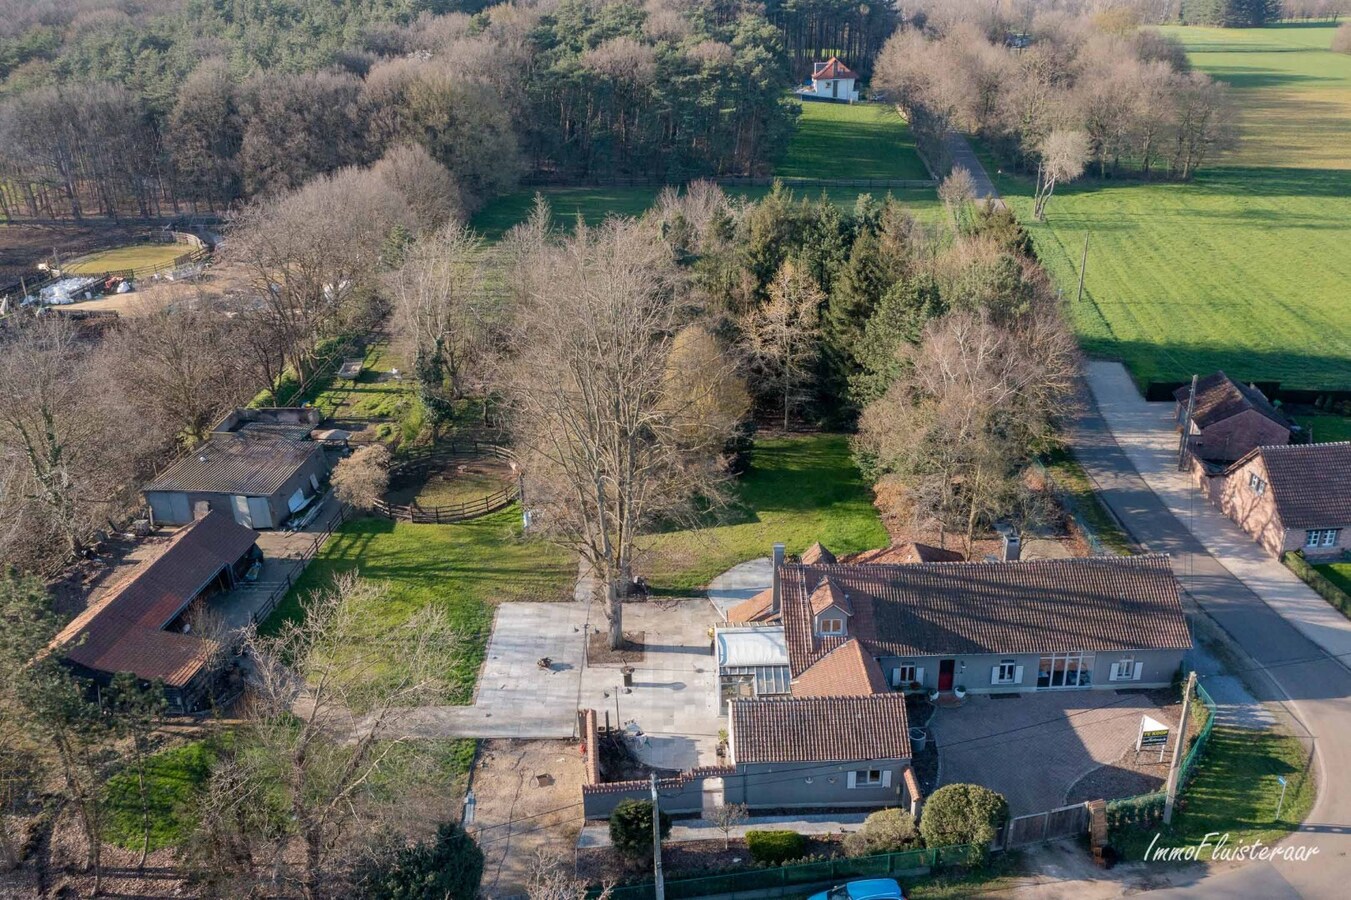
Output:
[
  {"xmin": 781, "ymin": 555, "xmax": 1190, "ymax": 675},
  {"xmin": 50, "ymin": 512, "xmax": 257, "ymax": 686},
  {"xmin": 731, "ymin": 694, "xmax": 910, "ymax": 764},
  {"xmin": 812, "ymin": 57, "xmax": 858, "ymax": 80},
  {"xmin": 792, "ymin": 639, "xmax": 889, "ymax": 698},
  {"xmin": 854, "ymin": 543, "xmax": 965, "ymax": 564},
  {"xmin": 801, "ymin": 542, "xmax": 837, "ymax": 565},
  {"xmin": 1226, "ymin": 442, "xmax": 1351, "ymax": 529},
  {"xmin": 726, "ymin": 587, "xmax": 778, "ymax": 624},
  {"xmin": 808, "ymin": 576, "xmax": 852, "ymax": 616},
  {"xmin": 1174, "ymin": 371, "xmax": 1291, "ymax": 431}
]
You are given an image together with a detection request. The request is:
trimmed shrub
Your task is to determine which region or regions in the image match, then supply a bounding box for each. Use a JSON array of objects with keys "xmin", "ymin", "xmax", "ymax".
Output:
[
  {"xmin": 843, "ymin": 808, "xmax": 919, "ymax": 856},
  {"xmin": 919, "ymin": 783, "xmax": 1008, "ymax": 848},
  {"xmin": 746, "ymin": 829, "xmax": 806, "ymax": 865},
  {"xmin": 609, "ymin": 799, "xmax": 672, "ymax": 858},
  {"xmin": 358, "ymin": 822, "xmax": 484, "ymax": 899}
]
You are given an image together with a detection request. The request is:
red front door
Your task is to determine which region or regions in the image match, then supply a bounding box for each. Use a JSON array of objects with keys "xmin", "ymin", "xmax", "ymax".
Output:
[{"xmin": 938, "ymin": 659, "xmax": 956, "ymax": 691}]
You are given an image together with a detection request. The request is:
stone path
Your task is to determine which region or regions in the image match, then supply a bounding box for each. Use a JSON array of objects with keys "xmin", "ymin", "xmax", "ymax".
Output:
[
  {"xmin": 942, "ymin": 131, "xmax": 1002, "ymax": 204},
  {"xmin": 706, "ymin": 557, "xmax": 771, "ymax": 619}
]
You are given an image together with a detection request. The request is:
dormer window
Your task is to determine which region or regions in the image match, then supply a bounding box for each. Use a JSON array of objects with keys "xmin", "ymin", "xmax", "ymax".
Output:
[{"xmin": 819, "ymin": 617, "xmax": 844, "ymax": 635}]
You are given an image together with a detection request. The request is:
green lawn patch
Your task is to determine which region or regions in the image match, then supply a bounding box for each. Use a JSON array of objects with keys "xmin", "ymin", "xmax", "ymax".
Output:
[
  {"xmin": 102, "ymin": 738, "xmax": 222, "ymax": 852},
  {"xmin": 262, "ymin": 508, "xmax": 574, "ymax": 702},
  {"xmin": 1110, "ymin": 726, "xmax": 1315, "ymax": 864},
  {"xmin": 638, "ymin": 434, "xmax": 889, "ymax": 593},
  {"xmin": 779, "ymin": 101, "xmax": 931, "ymax": 181},
  {"xmin": 1314, "ymin": 562, "xmax": 1351, "ymax": 596},
  {"xmin": 472, "ymin": 185, "xmax": 942, "ymax": 241},
  {"xmin": 1292, "ymin": 414, "xmax": 1351, "ymax": 444},
  {"xmin": 905, "ymin": 849, "xmax": 1025, "ymax": 899},
  {"xmin": 1043, "ymin": 449, "xmax": 1135, "ymax": 556},
  {"xmin": 986, "ymin": 24, "xmax": 1351, "ymax": 392},
  {"xmin": 63, "ymin": 242, "xmax": 186, "ymax": 276}
]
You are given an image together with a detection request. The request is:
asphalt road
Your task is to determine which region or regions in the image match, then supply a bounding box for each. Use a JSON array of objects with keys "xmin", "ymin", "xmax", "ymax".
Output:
[{"xmin": 1070, "ymin": 388, "xmax": 1351, "ymax": 898}]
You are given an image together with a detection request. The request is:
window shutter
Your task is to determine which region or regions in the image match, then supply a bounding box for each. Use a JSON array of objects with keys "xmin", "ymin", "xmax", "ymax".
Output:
[
  {"xmin": 847, "ymin": 771, "xmax": 857, "ymax": 789},
  {"xmin": 991, "ymin": 666, "xmax": 1001, "ymax": 684},
  {"xmin": 1133, "ymin": 661, "xmax": 1144, "ymax": 681},
  {"xmin": 882, "ymin": 769, "xmax": 892, "ymax": 788},
  {"xmin": 1014, "ymin": 666, "xmax": 1024, "ymax": 685},
  {"xmin": 1108, "ymin": 665, "xmax": 1119, "ymax": 682},
  {"xmin": 915, "ymin": 667, "xmax": 925, "ymax": 685},
  {"xmin": 891, "ymin": 668, "xmax": 902, "ymax": 688}
]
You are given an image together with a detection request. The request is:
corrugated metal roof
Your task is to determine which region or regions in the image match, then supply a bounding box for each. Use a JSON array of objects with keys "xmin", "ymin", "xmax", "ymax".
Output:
[
  {"xmin": 717, "ymin": 627, "xmax": 789, "ymax": 668},
  {"xmin": 145, "ymin": 431, "xmax": 323, "ymax": 496}
]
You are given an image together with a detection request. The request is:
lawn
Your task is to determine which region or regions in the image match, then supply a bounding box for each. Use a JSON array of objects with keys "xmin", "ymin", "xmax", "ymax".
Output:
[
  {"xmin": 263, "ymin": 508, "xmax": 574, "ymax": 701},
  {"xmin": 472, "ymin": 184, "xmax": 943, "ymax": 241},
  {"xmin": 1292, "ymin": 414, "xmax": 1351, "ymax": 444},
  {"xmin": 778, "ymin": 101, "xmax": 931, "ymax": 181},
  {"xmin": 991, "ymin": 24, "xmax": 1351, "ymax": 392},
  {"xmin": 1043, "ymin": 449, "xmax": 1136, "ymax": 556},
  {"xmin": 62, "ymin": 242, "xmax": 186, "ymax": 276},
  {"xmin": 1110, "ymin": 725, "xmax": 1315, "ymax": 863},
  {"xmin": 103, "ymin": 738, "xmax": 222, "ymax": 852},
  {"xmin": 638, "ymin": 433, "xmax": 889, "ymax": 593},
  {"xmin": 1316, "ymin": 562, "xmax": 1351, "ymax": 597}
]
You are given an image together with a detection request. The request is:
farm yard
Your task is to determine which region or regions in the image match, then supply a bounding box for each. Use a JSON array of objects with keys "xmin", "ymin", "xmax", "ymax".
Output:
[{"xmin": 993, "ymin": 24, "xmax": 1351, "ymax": 393}]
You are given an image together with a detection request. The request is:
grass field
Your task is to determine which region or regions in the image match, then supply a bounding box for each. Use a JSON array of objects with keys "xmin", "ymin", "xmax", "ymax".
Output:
[
  {"xmin": 63, "ymin": 242, "xmax": 185, "ymax": 276},
  {"xmin": 994, "ymin": 24, "xmax": 1351, "ymax": 392},
  {"xmin": 103, "ymin": 738, "xmax": 221, "ymax": 852},
  {"xmin": 472, "ymin": 184, "xmax": 943, "ymax": 241},
  {"xmin": 639, "ymin": 433, "xmax": 889, "ymax": 593},
  {"xmin": 264, "ymin": 508, "xmax": 574, "ymax": 701},
  {"xmin": 778, "ymin": 101, "xmax": 931, "ymax": 180},
  {"xmin": 1317, "ymin": 562, "xmax": 1351, "ymax": 597}
]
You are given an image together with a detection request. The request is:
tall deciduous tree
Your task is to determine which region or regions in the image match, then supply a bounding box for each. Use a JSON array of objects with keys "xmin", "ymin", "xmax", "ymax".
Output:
[
  {"xmin": 501, "ymin": 220, "xmax": 746, "ymax": 648},
  {"xmin": 740, "ymin": 259, "xmax": 823, "ymax": 429},
  {"xmin": 1032, "ymin": 130, "xmax": 1091, "ymax": 221}
]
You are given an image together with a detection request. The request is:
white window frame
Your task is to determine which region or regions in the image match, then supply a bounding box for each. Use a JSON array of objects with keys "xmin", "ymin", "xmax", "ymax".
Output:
[
  {"xmin": 849, "ymin": 769, "xmax": 884, "ymax": 788},
  {"xmin": 893, "ymin": 663, "xmax": 917, "ymax": 687},
  {"xmin": 1248, "ymin": 473, "xmax": 1266, "ymax": 495},
  {"xmin": 996, "ymin": 660, "xmax": 1017, "ymax": 684},
  {"xmin": 1109, "ymin": 656, "xmax": 1142, "ymax": 682},
  {"xmin": 818, "ymin": 617, "xmax": 844, "ymax": 635},
  {"xmin": 1305, "ymin": 529, "xmax": 1340, "ymax": 548}
]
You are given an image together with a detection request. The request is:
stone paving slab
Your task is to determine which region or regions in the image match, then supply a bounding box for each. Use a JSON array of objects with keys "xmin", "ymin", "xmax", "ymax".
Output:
[
  {"xmin": 706, "ymin": 557, "xmax": 771, "ymax": 618},
  {"xmin": 931, "ymin": 691, "xmax": 1178, "ymax": 816}
]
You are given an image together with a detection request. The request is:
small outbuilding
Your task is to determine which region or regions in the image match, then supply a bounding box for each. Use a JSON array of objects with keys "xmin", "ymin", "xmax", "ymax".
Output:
[
  {"xmin": 1175, "ymin": 371, "xmax": 1292, "ymax": 464},
  {"xmin": 800, "ymin": 57, "xmax": 860, "ymax": 103},
  {"xmin": 144, "ymin": 408, "xmax": 330, "ymax": 529}
]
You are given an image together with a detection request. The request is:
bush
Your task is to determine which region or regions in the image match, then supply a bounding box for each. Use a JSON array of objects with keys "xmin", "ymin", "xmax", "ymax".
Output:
[
  {"xmin": 843, "ymin": 808, "xmax": 919, "ymax": 857},
  {"xmin": 358, "ymin": 822, "xmax": 484, "ymax": 899},
  {"xmin": 918, "ymin": 783, "xmax": 1008, "ymax": 848},
  {"xmin": 746, "ymin": 829, "xmax": 806, "ymax": 865},
  {"xmin": 609, "ymin": 799, "xmax": 672, "ymax": 858}
]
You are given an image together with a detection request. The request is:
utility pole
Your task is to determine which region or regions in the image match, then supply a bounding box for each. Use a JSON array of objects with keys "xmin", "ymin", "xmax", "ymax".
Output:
[
  {"xmin": 651, "ymin": 773, "xmax": 665, "ymax": 900},
  {"xmin": 1178, "ymin": 374, "xmax": 1198, "ymax": 470},
  {"xmin": 1164, "ymin": 670, "xmax": 1197, "ymax": 825},
  {"xmin": 1076, "ymin": 232, "xmax": 1089, "ymax": 304}
]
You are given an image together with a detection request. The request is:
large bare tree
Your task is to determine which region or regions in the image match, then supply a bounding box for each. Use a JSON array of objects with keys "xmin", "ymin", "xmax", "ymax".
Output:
[
  {"xmin": 501, "ymin": 220, "xmax": 746, "ymax": 648},
  {"xmin": 1032, "ymin": 129, "xmax": 1091, "ymax": 221},
  {"xmin": 739, "ymin": 259, "xmax": 823, "ymax": 429}
]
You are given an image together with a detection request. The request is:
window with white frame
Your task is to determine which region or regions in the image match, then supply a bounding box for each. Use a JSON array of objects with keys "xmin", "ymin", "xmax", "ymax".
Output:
[
  {"xmin": 818, "ymin": 617, "xmax": 844, "ymax": 635},
  {"xmin": 854, "ymin": 769, "xmax": 882, "ymax": 786},
  {"xmin": 893, "ymin": 663, "xmax": 917, "ymax": 686},
  {"xmin": 996, "ymin": 660, "xmax": 1017, "ymax": 683},
  {"xmin": 1110, "ymin": 656, "xmax": 1140, "ymax": 682},
  {"xmin": 1305, "ymin": 529, "xmax": 1341, "ymax": 548},
  {"xmin": 1248, "ymin": 473, "xmax": 1267, "ymax": 495}
]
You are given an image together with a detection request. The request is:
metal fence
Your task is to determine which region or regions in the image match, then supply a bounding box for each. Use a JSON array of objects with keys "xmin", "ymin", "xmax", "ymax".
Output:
[
  {"xmin": 1178, "ymin": 681, "xmax": 1217, "ymax": 789},
  {"xmin": 594, "ymin": 845, "xmax": 983, "ymax": 900}
]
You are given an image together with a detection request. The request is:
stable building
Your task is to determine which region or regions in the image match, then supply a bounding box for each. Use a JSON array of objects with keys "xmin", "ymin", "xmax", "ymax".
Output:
[
  {"xmin": 144, "ymin": 408, "xmax": 330, "ymax": 529},
  {"xmin": 1175, "ymin": 371, "xmax": 1292, "ymax": 464},
  {"xmin": 48, "ymin": 511, "xmax": 259, "ymax": 713}
]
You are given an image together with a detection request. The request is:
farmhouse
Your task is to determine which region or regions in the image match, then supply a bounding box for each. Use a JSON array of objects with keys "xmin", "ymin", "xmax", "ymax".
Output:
[
  {"xmin": 48, "ymin": 511, "xmax": 259, "ymax": 713},
  {"xmin": 144, "ymin": 408, "xmax": 331, "ymax": 529},
  {"xmin": 800, "ymin": 56, "xmax": 860, "ymax": 103},
  {"xmin": 1198, "ymin": 442, "xmax": 1351, "ymax": 559},
  {"xmin": 1175, "ymin": 371, "xmax": 1292, "ymax": 464}
]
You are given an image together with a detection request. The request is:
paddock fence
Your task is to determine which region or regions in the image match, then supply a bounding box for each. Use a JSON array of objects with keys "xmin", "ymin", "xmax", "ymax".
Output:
[
  {"xmin": 373, "ymin": 441, "xmax": 521, "ymax": 524},
  {"xmin": 519, "ymin": 174, "xmax": 937, "ymax": 190}
]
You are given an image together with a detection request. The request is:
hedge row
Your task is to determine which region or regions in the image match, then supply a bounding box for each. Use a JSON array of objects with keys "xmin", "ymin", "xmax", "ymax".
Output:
[{"xmin": 1282, "ymin": 551, "xmax": 1351, "ymax": 619}]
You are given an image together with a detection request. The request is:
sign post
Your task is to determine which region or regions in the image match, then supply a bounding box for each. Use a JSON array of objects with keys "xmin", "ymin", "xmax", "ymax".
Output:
[
  {"xmin": 1275, "ymin": 775, "xmax": 1289, "ymax": 821},
  {"xmin": 1164, "ymin": 671, "xmax": 1197, "ymax": 825},
  {"xmin": 1138, "ymin": 714, "xmax": 1170, "ymax": 762}
]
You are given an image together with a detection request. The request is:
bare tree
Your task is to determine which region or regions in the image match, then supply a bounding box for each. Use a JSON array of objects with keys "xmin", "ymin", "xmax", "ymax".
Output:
[
  {"xmin": 1032, "ymin": 129, "xmax": 1090, "ymax": 220},
  {"xmin": 708, "ymin": 802, "xmax": 748, "ymax": 850},
  {"xmin": 215, "ymin": 573, "xmax": 462, "ymax": 898},
  {"xmin": 739, "ymin": 259, "xmax": 823, "ymax": 429},
  {"xmin": 331, "ymin": 444, "xmax": 392, "ymax": 511},
  {"xmin": 501, "ymin": 220, "xmax": 746, "ymax": 649},
  {"xmin": 526, "ymin": 846, "xmax": 614, "ymax": 900},
  {"xmin": 938, "ymin": 166, "xmax": 977, "ymax": 229}
]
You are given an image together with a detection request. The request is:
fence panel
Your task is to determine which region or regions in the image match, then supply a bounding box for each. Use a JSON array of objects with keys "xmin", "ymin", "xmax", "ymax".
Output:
[
  {"xmin": 1005, "ymin": 812, "xmax": 1049, "ymax": 847},
  {"xmin": 1045, "ymin": 804, "xmax": 1088, "ymax": 842}
]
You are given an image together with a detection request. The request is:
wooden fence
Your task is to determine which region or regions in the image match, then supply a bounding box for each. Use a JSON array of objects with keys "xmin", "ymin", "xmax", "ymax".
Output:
[
  {"xmin": 519, "ymin": 174, "xmax": 937, "ymax": 190},
  {"xmin": 373, "ymin": 442, "xmax": 520, "ymax": 524},
  {"xmin": 247, "ymin": 503, "xmax": 350, "ymax": 626}
]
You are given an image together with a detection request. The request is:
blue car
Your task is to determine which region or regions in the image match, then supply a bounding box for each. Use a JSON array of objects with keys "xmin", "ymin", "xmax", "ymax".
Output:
[{"xmin": 808, "ymin": 878, "xmax": 905, "ymax": 900}]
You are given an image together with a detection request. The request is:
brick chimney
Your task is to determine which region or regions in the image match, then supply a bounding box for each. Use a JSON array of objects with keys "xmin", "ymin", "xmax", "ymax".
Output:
[
  {"xmin": 771, "ymin": 542, "xmax": 785, "ymax": 614},
  {"xmin": 1002, "ymin": 531, "xmax": 1022, "ymax": 562}
]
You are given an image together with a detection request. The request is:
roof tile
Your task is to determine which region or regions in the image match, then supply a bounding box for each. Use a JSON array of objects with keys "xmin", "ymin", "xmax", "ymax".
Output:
[{"xmin": 731, "ymin": 694, "xmax": 910, "ymax": 764}]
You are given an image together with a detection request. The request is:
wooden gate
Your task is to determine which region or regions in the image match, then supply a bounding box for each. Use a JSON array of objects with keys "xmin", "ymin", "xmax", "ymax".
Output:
[{"xmin": 1002, "ymin": 802, "xmax": 1090, "ymax": 848}]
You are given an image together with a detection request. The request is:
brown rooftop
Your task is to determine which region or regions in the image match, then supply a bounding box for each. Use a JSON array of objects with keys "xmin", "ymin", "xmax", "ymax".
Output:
[
  {"xmin": 781, "ymin": 554, "xmax": 1190, "ymax": 675},
  {"xmin": 726, "ymin": 587, "xmax": 778, "ymax": 625},
  {"xmin": 812, "ymin": 57, "xmax": 858, "ymax": 80},
  {"xmin": 800, "ymin": 542, "xmax": 837, "ymax": 565},
  {"xmin": 791, "ymin": 638, "xmax": 889, "ymax": 698},
  {"xmin": 1174, "ymin": 371, "xmax": 1291, "ymax": 430},
  {"xmin": 731, "ymin": 693, "xmax": 910, "ymax": 765},
  {"xmin": 854, "ymin": 542, "xmax": 965, "ymax": 564},
  {"xmin": 1227, "ymin": 442, "xmax": 1351, "ymax": 529}
]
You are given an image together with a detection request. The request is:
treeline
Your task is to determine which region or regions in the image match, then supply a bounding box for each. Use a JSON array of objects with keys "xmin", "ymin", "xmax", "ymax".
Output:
[
  {"xmin": 1182, "ymin": 0, "xmax": 1283, "ymax": 25},
  {"xmin": 764, "ymin": 0, "xmax": 901, "ymax": 78},
  {"xmin": 875, "ymin": 13, "xmax": 1235, "ymax": 181},
  {"xmin": 0, "ymin": 0, "xmax": 801, "ymax": 221}
]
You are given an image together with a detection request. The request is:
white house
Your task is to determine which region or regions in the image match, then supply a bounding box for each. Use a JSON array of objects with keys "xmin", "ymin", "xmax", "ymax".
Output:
[{"xmin": 804, "ymin": 57, "xmax": 859, "ymax": 102}]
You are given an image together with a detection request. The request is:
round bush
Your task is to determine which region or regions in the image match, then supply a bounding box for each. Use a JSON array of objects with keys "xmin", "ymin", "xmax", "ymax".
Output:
[
  {"xmin": 358, "ymin": 821, "xmax": 484, "ymax": 899},
  {"xmin": 745, "ymin": 829, "xmax": 806, "ymax": 865},
  {"xmin": 609, "ymin": 799, "xmax": 672, "ymax": 858},
  {"xmin": 918, "ymin": 783, "xmax": 1008, "ymax": 848},
  {"xmin": 845, "ymin": 807, "xmax": 919, "ymax": 856}
]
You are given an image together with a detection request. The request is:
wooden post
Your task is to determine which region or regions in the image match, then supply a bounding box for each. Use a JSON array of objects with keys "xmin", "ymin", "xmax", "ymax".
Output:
[
  {"xmin": 1076, "ymin": 233, "xmax": 1089, "ymax": 304},
  {"xmin": 1178, "ymin": 374, "xmax": 1198, "ymax": 471},
  {"xmin": 1164, "ymin": 671, "xmax": 1197, "ymax": 825}
]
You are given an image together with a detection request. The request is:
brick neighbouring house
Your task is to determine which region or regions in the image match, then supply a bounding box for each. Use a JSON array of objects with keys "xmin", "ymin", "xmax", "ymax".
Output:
[
  {"xmin": 1196, "ymin": 442, "xmax": 1351, "ymax": 559},
  {"xmin": 1175, "ymin": 371, "xmax": 1293, "ymax": 464}
]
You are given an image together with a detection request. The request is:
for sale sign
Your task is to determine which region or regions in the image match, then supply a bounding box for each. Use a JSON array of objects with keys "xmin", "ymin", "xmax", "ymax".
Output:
[{"xmin": 1137, "ymin": 714, "xmax": 1169, "ymax": 749}]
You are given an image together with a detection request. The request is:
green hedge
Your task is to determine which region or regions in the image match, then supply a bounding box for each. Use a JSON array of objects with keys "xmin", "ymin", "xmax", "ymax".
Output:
[
  {"xmin": 1283, "ymin": 552, "xmax": 1351, "ymax": 619},
  {"xmin": 746, "ymin": 830, "xmax": 806, "ymax": 865}
]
